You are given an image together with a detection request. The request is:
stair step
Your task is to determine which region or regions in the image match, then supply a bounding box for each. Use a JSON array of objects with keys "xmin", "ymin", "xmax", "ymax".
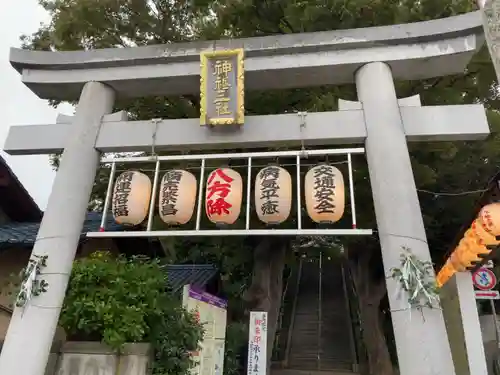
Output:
[
  {"xmin": 287, "ymin": 363, "xmax": 354, "ymax": 371},
  {"xmin": 273, "ymin": 370, "xmax": 358, "ymax": 375},
  {"xmin": 285, "ymin": 259, "xmax": 356, "ymax": 373}
]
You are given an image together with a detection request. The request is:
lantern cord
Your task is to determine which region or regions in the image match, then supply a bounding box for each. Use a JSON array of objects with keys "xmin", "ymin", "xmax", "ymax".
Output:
[
  {"xmin": 150, "ymin": 118, "xmax": 162, "ymax": 157},
  {"xmin": 374, "ymin": 230, "xmax": 428, "ymax": 245},
  {"xmin": 297, "ymin": 111, "xmax": 308, "ymax": 157},
  {"xmin": 416, "ymin": 188, "xmax": 488, "ymax": 197}
]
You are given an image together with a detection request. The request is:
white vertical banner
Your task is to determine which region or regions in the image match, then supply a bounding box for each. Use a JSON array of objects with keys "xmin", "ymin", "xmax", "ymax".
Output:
[{"xmin": 247, "ymin": 311, "xmax": 268, "ymax": 375}]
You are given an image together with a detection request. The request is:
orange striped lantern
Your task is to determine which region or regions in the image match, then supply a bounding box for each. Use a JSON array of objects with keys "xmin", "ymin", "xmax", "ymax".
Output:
[
  {"xmin": 471, "ymin": 219, "xmax": 500, "ymax": 246},
  {"xmin": 436, "ymin": 260, "xmax": 457, "ymax": 288},
  {"xmin": 478, "ymin": 203, "xmax": 500, "ymax": 237}
]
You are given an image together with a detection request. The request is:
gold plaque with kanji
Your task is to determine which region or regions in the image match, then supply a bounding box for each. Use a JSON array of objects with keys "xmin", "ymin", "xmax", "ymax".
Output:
[{"xmin": 200, "ymin": 49, "xmax": 244, "ymax": 126}]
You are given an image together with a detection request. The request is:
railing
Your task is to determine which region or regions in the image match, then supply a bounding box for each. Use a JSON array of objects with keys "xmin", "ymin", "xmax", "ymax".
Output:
[
  {"xmin": 87, "ymin": 148, "xmax": 372, "ymax": 238},
  {"xmin": 343, "ymin": 258, "xmax": 370, "ymax": 375},
  {"xmin": 272, "ymin": 266, "xmax": 292, "ymax": 363},
  {"xmin": 283, "ymin": 258, "xmax": 303, "ymax": 368}
]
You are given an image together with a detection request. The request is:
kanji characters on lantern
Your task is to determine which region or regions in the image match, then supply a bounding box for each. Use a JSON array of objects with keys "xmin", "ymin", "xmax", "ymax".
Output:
[
  {"xmin": 159, "ymin": 169, "xmax": 197, "ymax": 225},
  {"xmin": 436, "ymin": 202, "xmax": 500, "ymax": 287},
  {"xmin": 112, "ymin": 171, "xmax": 152, "ymax": 226},
  {"xmin": 478, "ymin": 203, "xmax": 500, "ymax": 237},
  {"xmin": 254, "ymin": 165, "xmax": 292, "ymax": 225},
  {"xmin": 205, "ymin": 168, "xmax": 243, "ymax": 225},
  {"xmin": 304, "ymin": 164, "xmax": 345, "ymax": 224}
]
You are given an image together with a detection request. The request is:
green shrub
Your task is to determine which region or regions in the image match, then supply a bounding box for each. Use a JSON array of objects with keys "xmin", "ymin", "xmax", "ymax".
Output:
[
  {"xmin": 60, "ymin": 251, "xmax": 204, "ymax": 375},
  {"xmin": 223, "ymin": 322, "xmax": 248, "ymax": 375}
]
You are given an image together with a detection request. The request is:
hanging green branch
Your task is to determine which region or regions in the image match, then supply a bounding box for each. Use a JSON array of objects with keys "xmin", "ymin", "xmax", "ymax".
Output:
[
  {"xmin": 16, "ymin": 255, "xmax": 49, "ymax": 308},
  {"xmin": 389, "ymin": 246, "xmax": 440, "ymax": 310}
]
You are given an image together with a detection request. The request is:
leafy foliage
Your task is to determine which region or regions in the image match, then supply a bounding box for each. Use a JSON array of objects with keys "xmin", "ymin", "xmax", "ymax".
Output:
[
  {"xmin": 389, "ymin": 247, "xmax": 440, "ymax": 310},
  {"xmin": 60, "ymin": 251, "xmax": 203, "ymax": 375},
  {"xmin": 16, "ymin": 255, "xmax": 49, "ymax": 308},
  {"xmin": 21, "ymin": 1, "xmax": 500, "ymax": 373},
  {"xmin": 222, "ymin": 322, "xmax": 248, "ymax": 375}
]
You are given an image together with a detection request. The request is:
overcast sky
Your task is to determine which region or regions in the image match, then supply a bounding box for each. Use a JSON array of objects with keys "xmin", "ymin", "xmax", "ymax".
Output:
[{"xmin": 0, "ymin": 1, "xmax": 72, "ymax": 211}]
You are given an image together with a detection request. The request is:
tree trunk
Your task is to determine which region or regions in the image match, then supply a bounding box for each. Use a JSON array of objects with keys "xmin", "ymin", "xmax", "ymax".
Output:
[
  {"xmin": 358, "ymin": 302, "xmax": 394, "ymax": 375},
  {"xmin": 348, "ymin": 249, "xmax": 394, "ymax": 375},
  {"xmin": 244, "ymin": 237, "xmax": 288, "ymax": 374}
]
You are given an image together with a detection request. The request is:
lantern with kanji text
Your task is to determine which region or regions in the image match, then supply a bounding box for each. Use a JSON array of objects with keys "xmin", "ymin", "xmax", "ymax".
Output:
[
  {"xmin": 159, "ymin": 170, "xmax": 197, "ymax": 225},
  {"xmin": 436, "ymin": 259, "xmax": 456, "ymax": 288},
  {"xmin": 478, "ymin": 203, "xmax": 500, "ymax": 237},
  {"xmin": 205, "ymin": 168, "xmax": 243, "ymax": 225},
  {"xmin": 447, "ymin": 236, "xmax": 489, "ymax": 275},
  {"xmin": 112, "ymin": 171, "xmax": 152, "ymax": 226},
  {"xmin": 467, "ymin": 219, "xmax": 500, "ymax": 246},
  {"xmin": 254, "ymin": 165, "xmax": 292, "ymax": 225},
  {"xmin": 304, "ymin": 164, "xmax": 345, "ymax": 224},
  {"xmin": 436, "ymin": 203, "xmax": 500, "ymax": 288}
]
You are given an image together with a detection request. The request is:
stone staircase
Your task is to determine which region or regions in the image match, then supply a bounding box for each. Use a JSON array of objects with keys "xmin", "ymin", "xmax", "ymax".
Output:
[{"xmin": 285, "ymin": 256, "xmax": 358, "ymax": 374}]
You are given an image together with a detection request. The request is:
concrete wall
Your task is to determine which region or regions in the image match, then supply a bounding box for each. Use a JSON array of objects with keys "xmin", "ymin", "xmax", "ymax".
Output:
[
  {"xmin": 46, "ymin": 342, "xmax": 151, "ymax": 375},
  {"xmin": 440, "ymin": 272, "xmax": 488, "ymax": 375},
  {"xmin": 479, "ymin": 314, "xmax": 500, "ymax": 375},
  {"xmin": 0, "ymin": 238, "xmax": 119, "ymax": 341}
]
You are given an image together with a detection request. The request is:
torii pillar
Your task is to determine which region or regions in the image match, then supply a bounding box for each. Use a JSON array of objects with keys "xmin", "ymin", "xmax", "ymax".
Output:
[{"xmin": 0, "ymin": 10, "xmax": 490, "ymax": 375}]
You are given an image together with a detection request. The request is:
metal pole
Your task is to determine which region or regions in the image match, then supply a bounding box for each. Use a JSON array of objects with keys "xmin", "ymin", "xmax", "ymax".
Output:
[
  {"xmin": 296, "ymin": 155, "xmax": 302, "ymax": 229},
  {"xmin": 195, "ymin": 159, "xmax": 206, "ymax": 230},
  {"xmin": 146, "ymin": 159, "xmax": 161, "ymax": 231},
  {"xmin": 245, "ymin": 157, "xmax": 252, "ymax": 230},
  {"xmin": 491, "ymin": 299, "xmax": 500, "ymax": 349},
  {"xmin": 0, "ymin": 81, "xmax": 115, "ymax": 375},
  {"xmin": 318, "ymin": 251, "xmax": 322, "ymax": 370},
  {"xmin": 347, "ymin": 153, "xmax": 357, "ymax": 229},
  {"xmin": 100, "ymin": 147, "xmax": 366, "ymax": 164},
  {"xmin": 99, "ymin": 161, "xmax": 116, "ymax": 231}
]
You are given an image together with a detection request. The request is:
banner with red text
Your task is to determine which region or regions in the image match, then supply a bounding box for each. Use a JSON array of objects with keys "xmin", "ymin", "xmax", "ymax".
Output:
[{"xmin": 247, "ymin": 311, "xmax": 268, "ymax": 375}]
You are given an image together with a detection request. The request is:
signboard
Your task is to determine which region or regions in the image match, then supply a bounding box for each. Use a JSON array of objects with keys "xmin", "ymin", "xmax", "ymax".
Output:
[
  {"xmin": 475, "ymin": 290, "xmax": 500, "ymax": 300},
  {"xmin": 182, "ymin": 285, "xmax": 228, "ymax": 375},
  {"xmin": 247, "ymin": 311, "xmax": 268, "ymax": 375},
  {"xmin": 200, "ymin": 49, "xmax": 244, "ymax": 126},
  {"xmin": 484, "ymin": 260, "xmax": 494, "ymax": 269},
  {"xmin": 472, "ymin": 267, "xmax": 497, "ymax": 290}
]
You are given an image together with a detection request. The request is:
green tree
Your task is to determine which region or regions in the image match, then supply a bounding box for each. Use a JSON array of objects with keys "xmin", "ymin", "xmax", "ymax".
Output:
[
  {"xmin": 59, "ymin": 251, "xmax": 204, "ymax": 375},
  {"xmin": 22, "ymin": 1, "xmax": 500, "ymax": 374}
]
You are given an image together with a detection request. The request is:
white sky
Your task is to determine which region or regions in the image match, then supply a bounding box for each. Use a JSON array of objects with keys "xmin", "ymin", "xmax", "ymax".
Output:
[{"xmin": 0, "ymin": 0, "xmax": 72, "ymax": 211}]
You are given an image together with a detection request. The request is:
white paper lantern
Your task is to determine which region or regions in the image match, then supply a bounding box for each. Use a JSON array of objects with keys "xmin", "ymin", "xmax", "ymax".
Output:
[
  {"xmin": 304, "ymin": 164, "xmax": 345, "ymax": 224},
  {"xmin": 254, "ymin": 165, "xmax": 292, "ymax": 225},
  {"xmin": 478, "ymin": 203, "xmax": 500, "ymax": 237},
  {"xmin": 112, "ymin": 171, "xmax": 152, "ymax": 225},
  {"xmin": 205, "ymin": 168, "xmax": 242, "ymax": 225},
  {"xmin": 159, "ymin": 170, "xmax": 197, "ymax": 225}
]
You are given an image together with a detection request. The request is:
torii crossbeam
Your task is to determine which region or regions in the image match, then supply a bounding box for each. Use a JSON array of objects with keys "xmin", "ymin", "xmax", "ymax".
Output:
[{"xmin": 0, "ymin": 10, "xmax": 490, "ymax": 375}]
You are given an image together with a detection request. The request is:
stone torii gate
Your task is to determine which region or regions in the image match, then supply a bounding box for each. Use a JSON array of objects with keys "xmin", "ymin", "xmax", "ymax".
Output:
[{"xmin": 0, "ymin": 10, "xmax": 490, "ymax": 375}]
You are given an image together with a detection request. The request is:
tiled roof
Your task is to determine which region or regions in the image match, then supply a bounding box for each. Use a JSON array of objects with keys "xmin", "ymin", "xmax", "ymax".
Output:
[
  {"xmin": 162, "ymin": 264, "xmax": 219, "ymax": 293},
  {"xmin": 0, "ymin": 212, "xmax": 123, "ymax": 249},
  {"xmin": 0, "ymin": 156, "xmax": 42, "ymax": 222}
]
